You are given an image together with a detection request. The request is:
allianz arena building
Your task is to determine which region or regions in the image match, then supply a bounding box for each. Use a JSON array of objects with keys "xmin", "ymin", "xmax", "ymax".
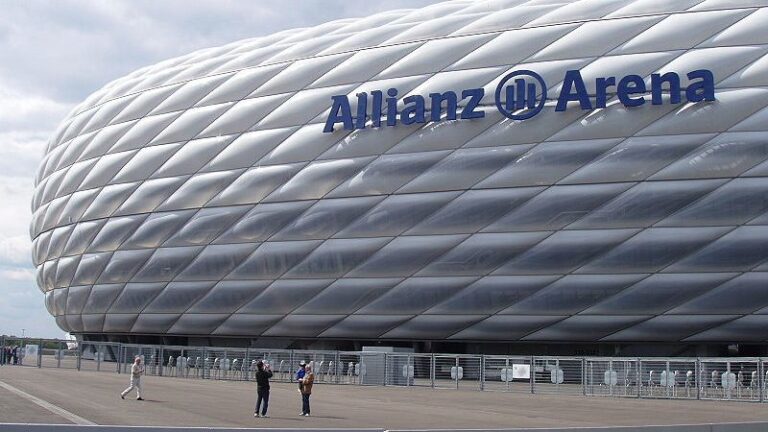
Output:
[{"xmin": 32, "ymin": 0, "xmax": 768, "ymax": 355}]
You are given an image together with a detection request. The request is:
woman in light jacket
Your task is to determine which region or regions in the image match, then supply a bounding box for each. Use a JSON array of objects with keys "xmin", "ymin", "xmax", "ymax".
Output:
[{"xmin": 299, "ymin": 364, "xmax": 315, "ymax": 416}]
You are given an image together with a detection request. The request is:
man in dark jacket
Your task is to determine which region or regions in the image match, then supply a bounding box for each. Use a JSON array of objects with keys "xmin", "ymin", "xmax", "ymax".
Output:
[{"xmin": 254, "ymin": 360, "xmax": 273, "ymax": 418}]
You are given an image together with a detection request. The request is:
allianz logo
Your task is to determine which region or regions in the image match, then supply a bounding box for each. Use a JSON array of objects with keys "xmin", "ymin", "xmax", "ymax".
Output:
[{"xmin": 322, "ymin": 69, "xmax": 715, "ymax": 133}]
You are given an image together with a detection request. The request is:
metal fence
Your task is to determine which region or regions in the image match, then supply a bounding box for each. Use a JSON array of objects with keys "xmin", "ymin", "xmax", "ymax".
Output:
[{"xmin": 1, "ymin": 336, "xmax": 766, "ymax": 403}]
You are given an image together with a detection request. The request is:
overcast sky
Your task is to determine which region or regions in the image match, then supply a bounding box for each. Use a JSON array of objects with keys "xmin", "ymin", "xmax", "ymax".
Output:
[{"xmin": 0, "ymin": 0, "xmax": 442, "ymax": 339}]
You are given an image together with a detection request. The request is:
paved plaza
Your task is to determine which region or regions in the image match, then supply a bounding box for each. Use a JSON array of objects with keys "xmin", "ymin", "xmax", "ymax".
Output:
[{"xmin": 1, "ymin": 365, "xmax": 768, "ymax": 429}]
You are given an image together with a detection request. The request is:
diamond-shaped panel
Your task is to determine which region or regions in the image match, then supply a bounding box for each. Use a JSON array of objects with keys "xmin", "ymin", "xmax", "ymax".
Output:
[{"xmin": 33, "ymin": 0, "xmax": 768, "ymax": 343}]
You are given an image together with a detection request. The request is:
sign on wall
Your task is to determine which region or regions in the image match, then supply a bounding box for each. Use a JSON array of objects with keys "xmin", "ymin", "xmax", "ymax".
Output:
[{"xmin": 323, "ymin": 69, "xmax": 715, "ymax": 132}]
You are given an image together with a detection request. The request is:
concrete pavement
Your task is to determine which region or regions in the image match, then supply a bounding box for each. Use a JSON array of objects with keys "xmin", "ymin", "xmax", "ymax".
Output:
[{"xmin": 1, "ymin": 365, "xmax": 767, "ymax": 429}]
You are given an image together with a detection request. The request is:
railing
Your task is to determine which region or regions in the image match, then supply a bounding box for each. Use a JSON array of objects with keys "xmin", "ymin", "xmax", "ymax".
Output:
[{"xmin": 1, "ymin": 335, "xmax": 766, "ymax": 403}]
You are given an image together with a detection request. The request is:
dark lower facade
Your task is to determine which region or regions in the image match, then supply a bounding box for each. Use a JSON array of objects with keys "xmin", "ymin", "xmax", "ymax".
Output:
[{"xmin": 75, "ymin": 333, "xmax": 768, "ymax": 358}]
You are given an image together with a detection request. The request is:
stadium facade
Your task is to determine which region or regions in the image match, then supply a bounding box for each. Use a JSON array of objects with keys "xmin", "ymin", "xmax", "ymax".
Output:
[{"xmin": 32, "ymin": 0, "xmax": 768, "ymax": 356}]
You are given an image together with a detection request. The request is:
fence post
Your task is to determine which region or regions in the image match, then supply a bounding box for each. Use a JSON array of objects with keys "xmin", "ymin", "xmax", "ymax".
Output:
[
  {"xmin": 382, "ymin": 353, "xmax": 387, "ymax": 386},
  {"xmin": 530, "ymin": 356, "xmax": 535, "ymax": 394},
  {"xmin": 96, "ymin": 344, "xmax": 102, "ymax": 372},
  {"xmin": 335, "ymin": 351, "xmax": 340, "ymax": 384},
  {"xmin": 290, "ymin": 350, "xmax": 294, "ymax": 383},
  {"xmin": 158, "ymin": 345, "xmax": 164, "ymax": 377},
  {"xmin": 480, "ymin": 355, "xmax": 485, "ymax": 391},
  {"xmin": 696, "ymin": 358, "xmax": 701, "ymax": 400},
  {"xmin": 608, "ymin": 360, "xmax": 613, "ymax": 397},
  {"xmin": 506, "ymin": 357, "xmax": 510, "ymax": 392},
  {"xmin": 37, "ymin": 338, "xmax": 43, "ymax": 368},
  {"xmin": 76, "ymin": 342, "xmax": 82, "ymax": 371},
  {"xmin": 581, "ymin": 358, "xmax": 586, "ymax": 396},
  {"xmin": 57, "ymin": 341, "xmax": 63, "ymax": 369},
  {"xmin": 202, "ymin": 347, "xmax": 207, "ymax": 379},
  {"xmin": 430, "ymin": 353, "xmax": 435, "ymax": 388},
  {"xmin": 454, "ymin": 356, "xmax": 459, "ymax": 390},
  {"xmin": 759, "ymin": 359, "xmax": 764, "ymax": 403},
  {"xmin": 245, "ymin": 348, "xmax": 251, "ymax": 381}
]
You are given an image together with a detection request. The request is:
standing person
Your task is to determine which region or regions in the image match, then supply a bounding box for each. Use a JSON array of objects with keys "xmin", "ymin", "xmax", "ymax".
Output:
[
  {"xmin": 254, "ymin": 360, "xmax": 273, "ymax": 418},
  {"xmin": 300, "ymin": 364, "xmax": 315, "ymax": 417},
  {"xmin": 295, "ymin": 361, "xmax": 307, "ymax": 416},
  {"xmin": 12, "ymin": 346, "xmax": 18, "ymax": 365},
  {"xmin": 120, "ymin": 356, "xmax": 145, "ymax": 401},
  {"xmin": 295, "ymin": 360, "xmax": 307, "ymax": 393}
]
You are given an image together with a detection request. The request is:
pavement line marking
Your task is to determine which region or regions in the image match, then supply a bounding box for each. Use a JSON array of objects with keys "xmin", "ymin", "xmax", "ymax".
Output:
[{"xmin": 0, "ymin": 380, "xmax": 96, "ymax": 425}]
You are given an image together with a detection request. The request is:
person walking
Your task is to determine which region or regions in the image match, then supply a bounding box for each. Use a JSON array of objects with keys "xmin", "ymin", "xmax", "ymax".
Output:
[
  {"xmin": 299, "ymin": 363, "xmax": 315, "ymax": 417},
  {"xmin": 121, "ymin": 356, "xmax": 145, "ymax": 401},
  {"xmin": 254, "ymin": 360, "xmax": 273, "ymax": 418}
]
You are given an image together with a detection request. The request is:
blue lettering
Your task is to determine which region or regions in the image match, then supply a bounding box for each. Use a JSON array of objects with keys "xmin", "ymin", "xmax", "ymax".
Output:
[
  {"xmin": 460, "ymin": 88, "xmax": 485, "ymax": 119},
  {"xmin": 429, "ymin": 91, "xmax": 458, "ymax": 122},
  {"xmin": 355, "ymin": 92, "xmax": 368, "ymax": 129},
  {"xmin": 401, "ymin": 95, "xmax": 426, "ymax": 125},
  {"xmin": 617, "ymin": 74, "xmax": 646, "ymax": 107},
  {"xmin": 386, "ymin": 88, "xmax": 398, "ymax": 126},
  {"xmin": 557, "ymin": 70, "xmax": 591, "ymax": 111},
  {"xmin": 371, "ymin": 90, "xmax": 383, "ymax": 128},
  {"xmin": 323, "ymin": 95, "xmax": 353, "ymax": 133},
  {"xmin": 322, "ymin": 68, "xmax": 716, "ymax": 133},
  {"xmin": 651, "ymin": 72, "xmax": 681, "ymax": 105},
  {"xmin": 686, "ymin": 69, "xmax": 716, "ymax": 102},
  {"xmin": 595, "ymin": 77, "xmax": 615, "ymax": 109}
]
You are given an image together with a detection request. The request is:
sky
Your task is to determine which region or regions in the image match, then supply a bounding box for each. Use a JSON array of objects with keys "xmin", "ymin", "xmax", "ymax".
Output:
[{"xmin": 0, "ymin": 0, "xmax": 443, "ymax": 339}]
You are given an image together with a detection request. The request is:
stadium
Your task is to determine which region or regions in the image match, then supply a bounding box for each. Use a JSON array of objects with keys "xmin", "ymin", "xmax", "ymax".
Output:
[{"xmin": 31, "ymin": 0, "xmax": 768, "ymax": 356}]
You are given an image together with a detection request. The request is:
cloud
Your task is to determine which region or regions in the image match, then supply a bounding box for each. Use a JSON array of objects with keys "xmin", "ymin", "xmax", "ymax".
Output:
[
  {"xmin": 0, "ymin": 86, "xmax": 73, "ymax": 132},
  {"xmin": 0, "ymin": 236, "xmax": 33, "ymax": 266},
  {"xmin": 0, "ymin": 267, "xmax": 35, "ymax": 281},
  {"xmin": 0, "ymin": 274, "xmax": 63, "ymax": 339},
  {"xmin": 0, "ymin": 0, "xmax": 442, "ymax": 103},
  {"xmin": 0, "ymin": 0, "xmax": 443, "ymax": 340},
  {"xmin": 0, "ymin": 132, "xmax": 48, "ymax": 178},
  {"xmin": 0, "ymin": 176, "xmax": 34, "ymax": 238}
]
